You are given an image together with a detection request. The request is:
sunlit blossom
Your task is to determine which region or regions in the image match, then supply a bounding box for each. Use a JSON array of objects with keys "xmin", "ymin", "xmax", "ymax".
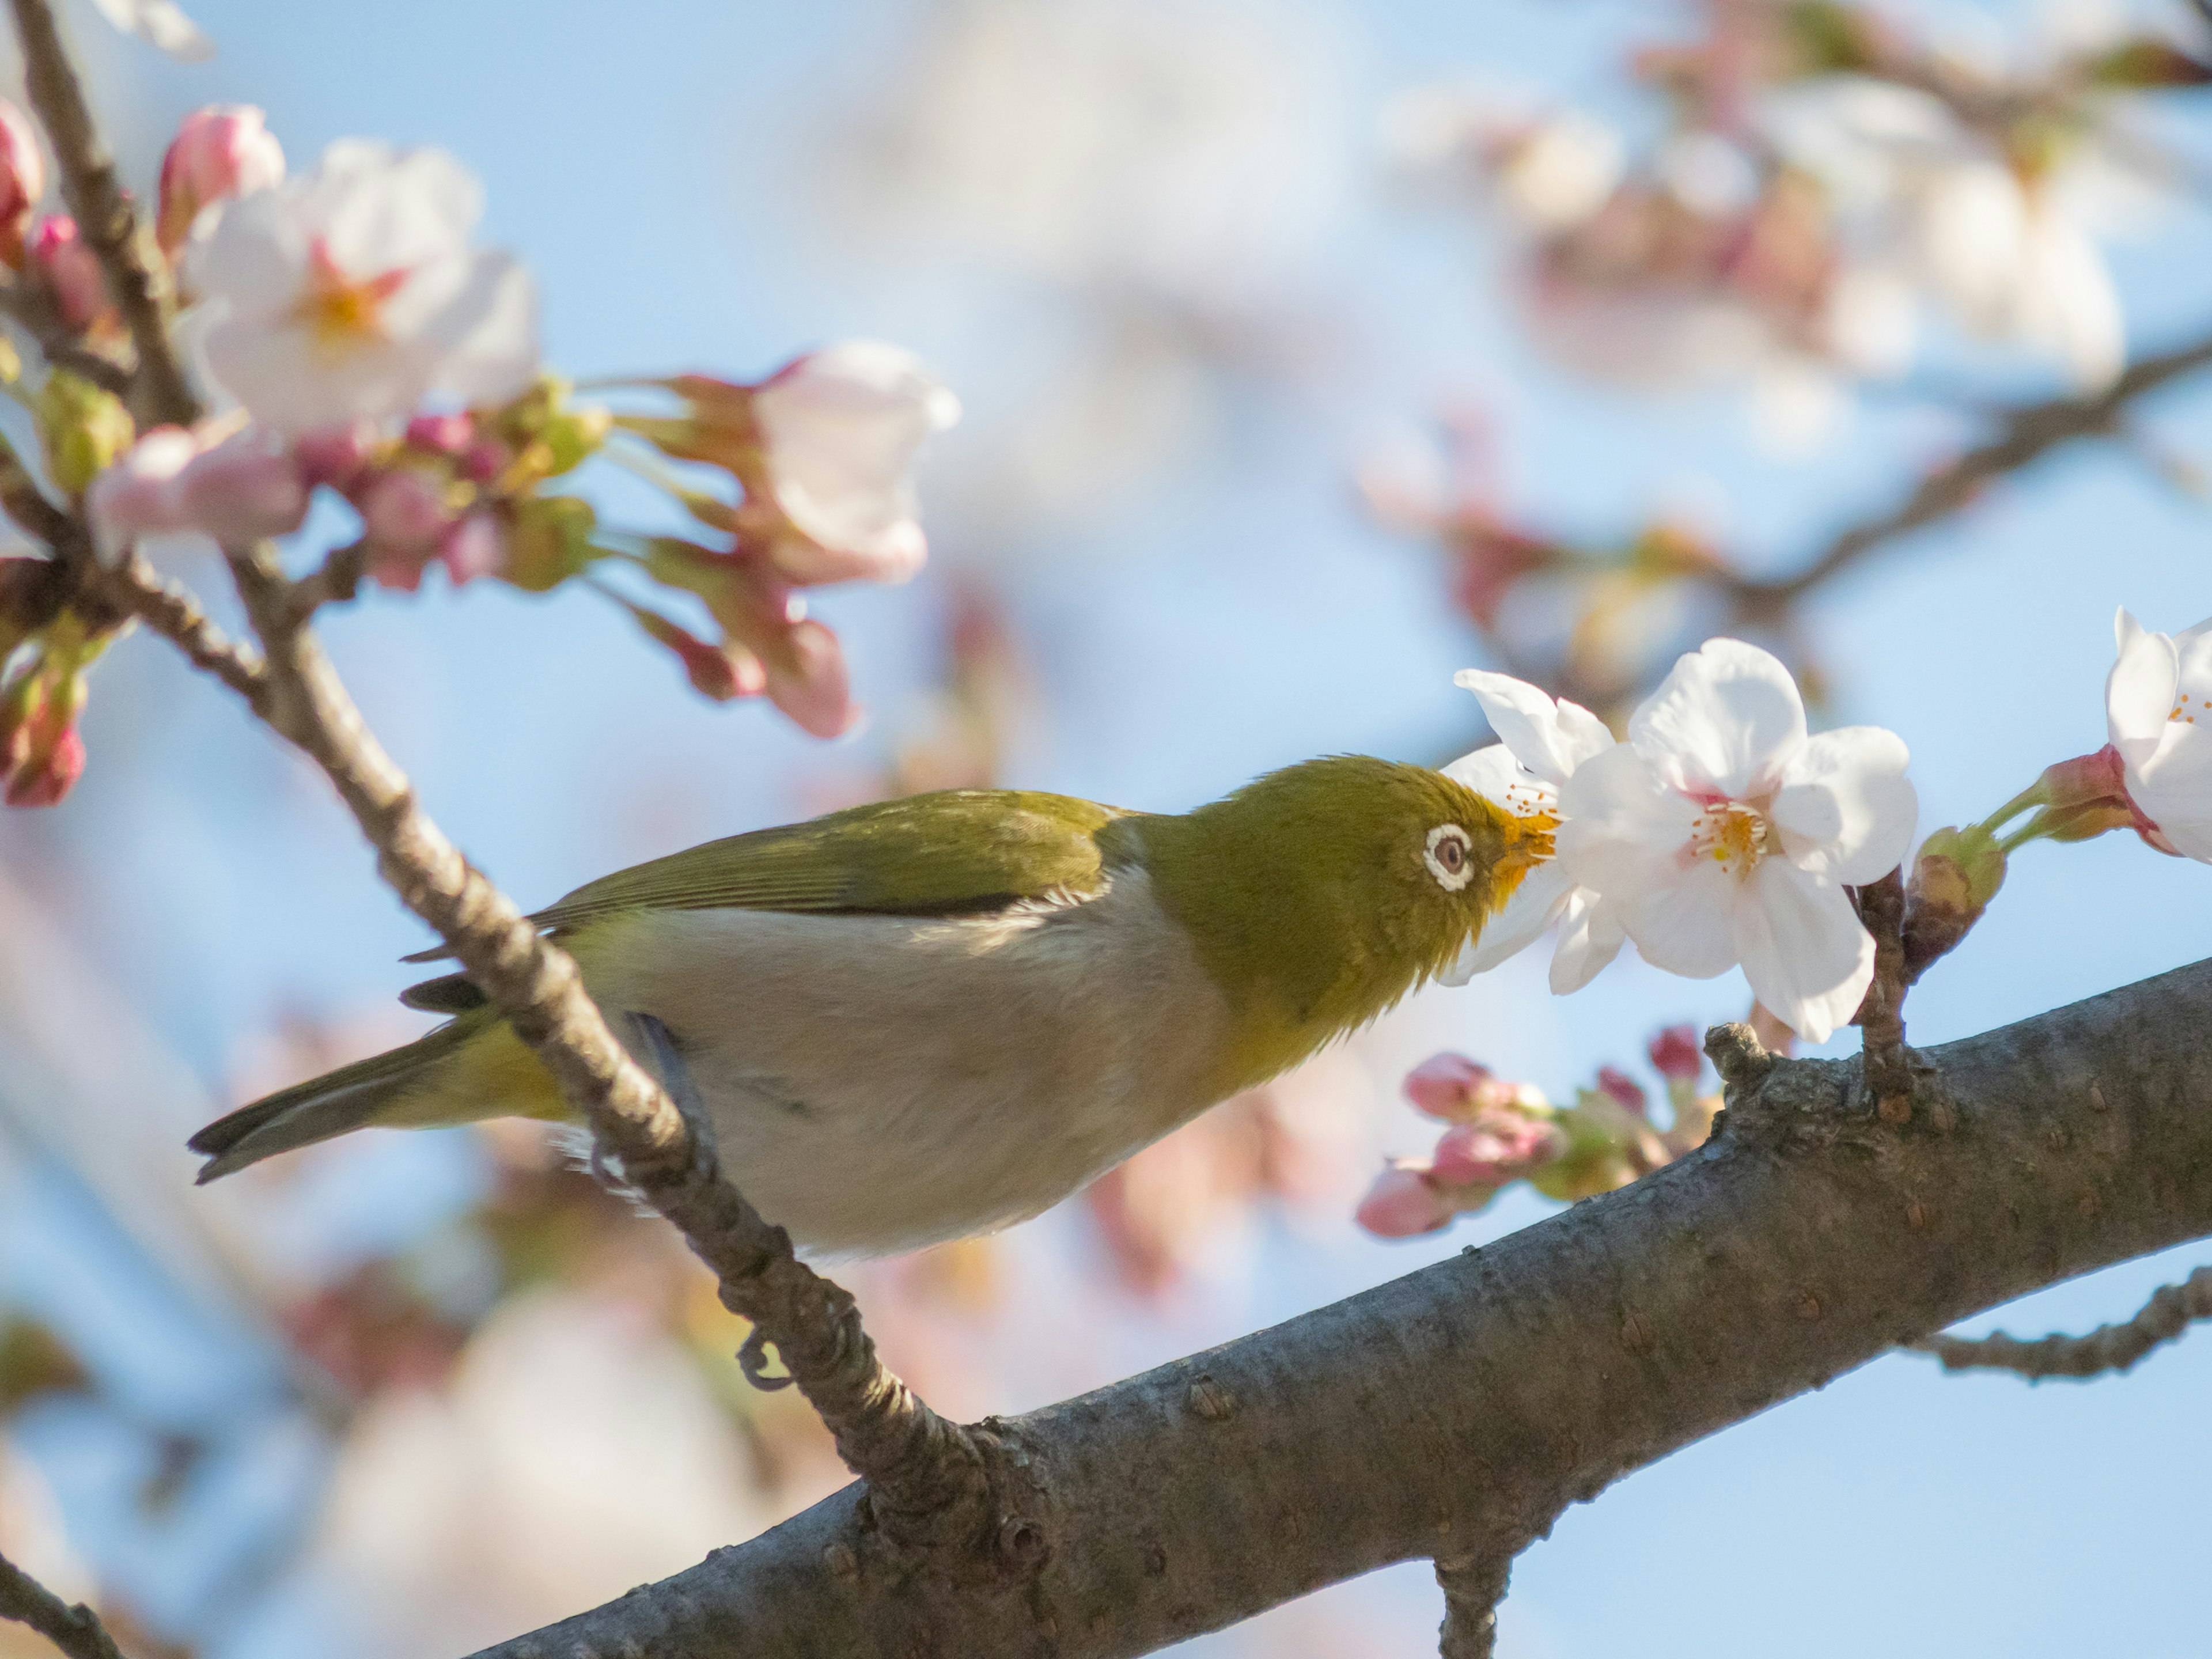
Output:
[
  {"xmin": 88, "ymin": 421, "xmax": 309, "ymax": 554},
  {"xmin": 1556, "ymin": 638, "xmax": 1916, "ymax": 1043},
  {"xmin": 2105, "ymin": 607, "xmax": 2212, "ymax": 861},
  {"xmin": 189, "ymin": 141, "xmax": 537, "ymax": 433}
]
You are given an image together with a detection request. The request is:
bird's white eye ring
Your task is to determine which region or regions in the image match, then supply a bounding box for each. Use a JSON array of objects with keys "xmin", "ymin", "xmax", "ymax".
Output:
[{"xmin": 1425, "ymin": 823, "xmax": 1474, "ymax": 891}]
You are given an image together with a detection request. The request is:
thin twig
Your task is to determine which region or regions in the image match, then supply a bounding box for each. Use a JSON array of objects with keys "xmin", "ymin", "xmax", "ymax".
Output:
[
  {"xmin": 1853, "ymin": 869, "xmax": 1912, "ymax": 1123},
  {"xmin": 1912, "ymin": 1266, "xmax": 2212, "ymax": 1381},
  {"xmin": 7, "ymin": 0, "xmax": 199, "ymax": 428},
  {"xmin": 213, "ymin": 534, "xmax": 987, "ymax": 1529},
  {"xmin": 1435, "ymin": 1554, "xmax": 1513, "ymax": 1659},
  {"xmin": 97, "ymin": 552, "xmax": 266, "ymax": 704},
  {"xmin": 0, "ymin": 1550, "xmax": 125, "ymax": 1659}
]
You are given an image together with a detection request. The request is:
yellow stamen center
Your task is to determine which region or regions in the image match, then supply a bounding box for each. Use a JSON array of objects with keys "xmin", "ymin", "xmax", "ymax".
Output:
[
  {"xmin": 292, "ymin": 238, "xmax": 410, "ymax": 354},
  {"xmin": 1692, "ymin": 800, "xmax": 1770, "ymax": 881}
]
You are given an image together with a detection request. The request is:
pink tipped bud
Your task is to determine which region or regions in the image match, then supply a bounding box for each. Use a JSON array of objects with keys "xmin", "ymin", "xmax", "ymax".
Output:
[
  {"xmin": 1646, "ymin": 1024, "xmax": 1703, "ymax": 1083},
  {"xmin": 157, "ymin": 105, "xmax": 283, "ymax": 252},
  {"xmin": 359, "ymin": 468, "xmax": 453, "ymax": 560},
  {"xmin": 1594, "ymin": 1065, "xmax": 1648, "ymax": 1117},
  {"xmin": 1402, "ymin": 1052, "xmax": 1493, "ymax": 1120},
  {"xmin": 634, "ymin": 608, "xmax": 764, "ymax": 703},
  {"xmin": 0, "ymin": 101, "xmax": 43, "ymax": 267},
  {"xmin": 404, "ymin": 412, "xmax": 475, "ymax": 457},
  {"xmin": 2, "ymin": 670, "xmax": 86, "ymax": 809},
  {"xmin": 437, "ymin": 512, "xmax": 507, "ymax": 586},
  {"xmin": 460, "ymin": 437, "xmax": 511, "ymax": 482},
  {"xmin": 292, "ymin": 421, "xmax": 380, "ymax": 491},
  {"xmin": 177, "ymin": 429, "xmax": 310, "ymax": 543},
  {"xmin": 1431, "ymin": 1115, "xmax": 1567, "ymax": 1187},
  {"xmin": 28, "ymin": 216, "xmax": 108, "ymax": 333},
  {"xmin": 764, "ymin": 616, "xmax": 854, "ymax": 738},
  {"xmin": 1355, "ymin": 1164, "xmax": 1453, "ymax": 1238}
]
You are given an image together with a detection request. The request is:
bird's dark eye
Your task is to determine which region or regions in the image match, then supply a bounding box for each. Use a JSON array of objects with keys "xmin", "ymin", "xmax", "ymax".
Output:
[{"xmin": 1425, "ymin": 823, "xmax": 1474, "ymax": 891}]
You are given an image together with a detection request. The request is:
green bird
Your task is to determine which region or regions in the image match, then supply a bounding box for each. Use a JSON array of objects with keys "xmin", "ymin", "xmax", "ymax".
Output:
[{"xmin": 189, "ymin": 756, "xmax": 1549, "ymax": 1259}]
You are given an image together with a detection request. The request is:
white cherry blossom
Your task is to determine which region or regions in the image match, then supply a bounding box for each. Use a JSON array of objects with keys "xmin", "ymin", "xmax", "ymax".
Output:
[
  {"xmin": 88, "ymin": 0, "xmax": 212, "ymax": 61},
  {"xmin": 1555, "ymin": 639, "xmax": 1916, "ymax": 1043},
  {"xmin": 187, "ymin": 141, "xmax": 537, "ymax": 433},
  {"xmin": 751, "ymin": 342, "xmax": 961, "ymax": 585},
  {"xmin": 2106, "ymin": 607, "xmax": 2212, "ymax": 861},
  {"xmin": 1440, "ymin": 669, "xmax": 1626, "ymax": 991}
]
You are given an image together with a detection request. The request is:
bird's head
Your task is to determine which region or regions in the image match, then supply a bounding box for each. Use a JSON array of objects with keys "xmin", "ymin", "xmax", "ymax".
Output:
[{"xmin": 1135, "ymin": 755, "xmax": 1554, "ymax": 1087}]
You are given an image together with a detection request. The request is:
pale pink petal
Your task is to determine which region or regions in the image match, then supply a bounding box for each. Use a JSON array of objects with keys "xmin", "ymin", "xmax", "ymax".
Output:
[
  {"xmin": 1627, "ymin": 637, "xmax": 1808, "ymax": 797},
  {"xmin": 1732, "ymin": 858, "xmax": 1875, "ymax": 1044},
  {"xmin": 1623, "ymin": 858, "xmax": 1740, "ymax": 979},
  {"xmin": 1453, "ymin": 669, "xmax": 1611, "ymax": 783},
  {"xmin": 2107, "ymin": 607, "xmax": 2179, "ymax": 759},
  {"xmin": 1555, "ymin": 742, "xmax": 1700, "ymax": 895},
  {"xmin": 1442, "ymin": 741, "xmax": 1559, "ymax": 821},
  {"xmin": 1355, "ymin": 1165, "xmax": 1452, "ymax": 1238},
  {"xmin": 1548, "ymin": 890, "xmax": 1627, "ymax": 993},
  {"xmin": 1442, "ymin": 861, "xmax": 1572, "ymax": 982},
  {"xmin": 1771, "ymin": 726, "xmax": 1915, "ymax": 884}
]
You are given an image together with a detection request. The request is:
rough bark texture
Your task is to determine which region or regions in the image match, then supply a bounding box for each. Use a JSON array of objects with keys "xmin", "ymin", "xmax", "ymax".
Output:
[
  {"xmin": 0, "ymin": 1550, "xmax": 124, "ymax": 1659},
  {"xmin": 472, "ymin": 956, "xmax": 2212, "ymax": 1659}
]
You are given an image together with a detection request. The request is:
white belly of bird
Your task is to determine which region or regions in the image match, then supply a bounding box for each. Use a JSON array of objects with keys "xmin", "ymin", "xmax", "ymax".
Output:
[{"xmin": 575, "ymin": 869, "xmax": 1236, "ymax": 1260}]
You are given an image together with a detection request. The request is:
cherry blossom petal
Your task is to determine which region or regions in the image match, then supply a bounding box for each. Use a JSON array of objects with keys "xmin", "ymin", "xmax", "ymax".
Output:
[
  {"xmin": 1627, "ymin": 637, "xmax": 1808, "ymax": 797},
  {"xmin": 1548, "ymin": 891, "xmax": 1627, "ymax": 993},
  {"xmin": 89, "ymin": 0, "xmax": 213, "ymax": 61},
  {"xmin": 1442, "ymin": 740, "xmax": 1560, "ymax": 825},
  {"xmin": 1771, "ymin": 726, "xmax": 1916, "ymax": 884},
  {"xmin": 1452, "ymin": 668, "xmax": 1612, "ymax": 783},
  {"xmin": 1622, "ymin": 859, "xmax": 1740, "ymax": 979},
  {"xmin": 1555, "ymin": 742, "xmax": 1701, "ymax": 894},
  {"xmin": 1732, "ymin": 858, "xmax": 1876, "ymax": 1044},
  {"xmin": 1442, "ymin": 861, "xmax": 1574, "ymax": 983},
  {"xmin": 2106, "ymin": 607, "xmax": 2180, "ymax": 759}
]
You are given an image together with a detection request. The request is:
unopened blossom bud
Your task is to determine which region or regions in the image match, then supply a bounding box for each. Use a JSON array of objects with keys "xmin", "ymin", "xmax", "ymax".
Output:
[
  {"xmin": 459, "ymin": 436, "xmax": 510, "ymax": 482},
  {"xmin": 1646, "ymin": 1024, "xmax": 1702, "ymax": 1084},
  {"xmin": 1430, "ymin": 1112, "xmax": 1567, "ymax": 1188},
  {"xmin": 2, "ymin": 664, "xmax": 86, "ymax": 808},
  {"xmin": 632, "ymin": 607, "xmax": 764, "ymax": 703},
  {"xmin": 764, "ymin": 615, "xmax": 855, "ymax": 739},
  {"xmin": 436, "ymin": 512, "xmax": 506, "ymax": 586},
  {"xmin": 27, "ymin": 217, "xmax": 108, "ymax": 334},
  {"xmin": 177, "ymin": 428, "xmax": 310, "ymax": 543},
  {"xmin": 1900, "ymin": 825, "xmax": 2007, "ymax": 981},
  {"xmin": 157, "ymin": 105, "xmax": 284, "ymax": 253},
  {"xmin": 358, "ymin": 468, "xmax": 453, "ymax": 559},
  {"xmin": 1355, "ymin": 1163, "xmax": 1453, "ymax": 1238},
  {"xmin": 1594, "ymin": 1065, "xmax": 1647, "ymax": 1117},
  {"xmin": 36, "ymin": 372, "xmax": 135, "ymax": 497},
  {"xmin": 502, "ymin": 495, "xmax": 597, "ymax": 593},
  {"xmin": 292, "ymin": 421, "xmax": 381, "ymax": 491},
  {"xmin": 0, "ymin": 101, "xmax": 43, "ymax": 267},
  {"xmin": 404, "ymin": 411, "xmax": 474, "ymax": 456},
  {"xmin": 1402, "ymin": 1052, "xmax": 1492, "ymax": 1120}
]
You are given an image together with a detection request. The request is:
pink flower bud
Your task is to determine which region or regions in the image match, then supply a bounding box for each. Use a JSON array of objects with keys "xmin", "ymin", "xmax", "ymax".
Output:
[
  {"xmin": 460, "ymin": 437, "xmax": 511, "ymax": 482},
  {"xmin": 1402, "ymin": 1052, "xmax": 1492, "ymax": 1120},
  {"xmin": 86, "ymin": 426, "xmax": 198, "ymax": 550},
  {"xmin": 1430, "ymin": 1114, "xmax": 1567, "ymax": 1187},
  {"xmin": 404, "ymin": 412, "xmax": 475, "ymax": 456},
  {"xmin": 157, "ymin": 105, "xmax": 284, "ymax": 252},
  {"xmin": 359, "ymin": 468, "xmax": 452, "ymax": 559},
  {"xmin": 2, "ymin": 671, "xmax": 85, "ymax": 809},
  {"xmin": 28, "ymin": 216, "xmax": 108, "ymax": 333},
  {"xmin": 292, "ymin": 421, "xmax": 381, "ymax": 491},
  {"xmin": 764, "ymin": 616, "xmax": 854, "ymax": 738},
  {"xmin": 1594, "ymin": 1065, "xmax": 1648, "ymax": 1117},
  {"xmin": 1355, "ymin": 1164, "xmax": 1453, "ymax": 1238},
  {"xmin": 636, "ymin": 609, "xmax": 766, "ymax": 703},
  {"xmin": 437, "ymin": 512, "xmax": 507, "ymax": 586},
  {"xmin": 177, "ymin": 429, "xmax": 309, "ymax": 543},
  {"xmin": 0, "ymin": 101, "xmax": 43, "ymax": 267},
  {"xmin": 1646, "ymin": 1024, "xmax": 1703, "ymax": 1083}
]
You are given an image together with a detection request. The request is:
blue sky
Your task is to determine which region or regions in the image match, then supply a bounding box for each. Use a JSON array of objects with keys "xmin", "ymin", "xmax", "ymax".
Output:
[{"xmin": 3, "ymin": 0, "xmax": 2211, "ymax": 1654}]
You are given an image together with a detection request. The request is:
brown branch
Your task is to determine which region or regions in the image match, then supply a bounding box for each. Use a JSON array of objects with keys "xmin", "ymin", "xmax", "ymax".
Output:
[
  {"xmin": 97, "ymin": 553, "xmax": 266, "ymax": 704},
  {"xmin": 0, "ymin": 1550, "xmax": 124, "ymax": 1659},
  {"xmin": 1739, "ymin": 330, "xmax": 2212, "ymax": 615},
  {"xmin": 207, "ymin": 537, "xmax": 991, "ymax": 1537},
  {"xmin": 0, "ymin": 278, "xmax": 131, "ymax": 397},
  {"xmin": 1914, "ymin": 1264, "xmax": 2212, "ymax": 1381},
  {"xmin": 1853, "ymin": 869, "xmax": 1912, "ymax": 1123},
  {"xmin": 1435, "ymin": 1554, "xmax": 1514, "ymax": 1659},
  {"xmin": 474, "ymin": 959, "xmax": 2212, "ymax": 1658},
  {"xmin": 7, "ymin": 0, "xmax": 200, "ymax": 428}
]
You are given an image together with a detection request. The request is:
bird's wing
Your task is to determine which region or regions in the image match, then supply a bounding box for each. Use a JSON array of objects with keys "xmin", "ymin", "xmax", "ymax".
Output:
[{"xmin": 400, "ymin": 790, "xmax": 1140, "ymax": 971}]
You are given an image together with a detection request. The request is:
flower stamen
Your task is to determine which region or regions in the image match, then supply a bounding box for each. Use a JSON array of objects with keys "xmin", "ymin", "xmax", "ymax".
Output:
[
  {"xmin": 1691, "ymin": 800, "xmax": 1770, "ymax": 880},
  {"xmin": 292, "ymin": 238, "xmax": 409, "ymax": 354}
]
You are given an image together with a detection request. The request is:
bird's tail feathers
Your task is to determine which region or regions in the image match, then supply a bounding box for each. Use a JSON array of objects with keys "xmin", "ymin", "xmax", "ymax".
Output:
[{"xmin": 189, "ymin": 1013, "xmax": 501, "ymax": 1183}]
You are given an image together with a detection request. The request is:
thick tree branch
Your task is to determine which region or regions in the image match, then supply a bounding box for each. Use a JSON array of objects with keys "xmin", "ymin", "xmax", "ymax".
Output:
[
  {"xmin": 472, "ymin": 957, "xmax": 2212, "ymax": 1659},
  {"xmin": 1914, "ymin": 1264, "xmax": 2212, "ymax": 1381},
  {"xmin": 0, "ymin": 1550, "xmax": 124, "ymax": 1659},
  {"xmin": 7, "ymin": 0, "xmax": 199, "ymax": 428}
]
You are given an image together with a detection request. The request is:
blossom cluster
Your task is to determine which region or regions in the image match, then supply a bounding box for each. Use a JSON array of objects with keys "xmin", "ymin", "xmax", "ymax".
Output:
[
  {"xmin": 1389, "ymin": 0, "xmax": 2209, "ymax": 419},
  {"xmin": 0, "ymin": 100, "xmax": 959, "ymax": 807},
  {"xmin": 1358, "ymin": 1028, "xmax": 1717, "ymax": 1238}
]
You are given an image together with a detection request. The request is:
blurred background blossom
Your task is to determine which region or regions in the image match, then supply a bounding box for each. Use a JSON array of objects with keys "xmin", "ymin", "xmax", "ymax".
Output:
[{"xmin": 4, "ymin": 1, "xmax": 2212, "ymax": 1656}]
